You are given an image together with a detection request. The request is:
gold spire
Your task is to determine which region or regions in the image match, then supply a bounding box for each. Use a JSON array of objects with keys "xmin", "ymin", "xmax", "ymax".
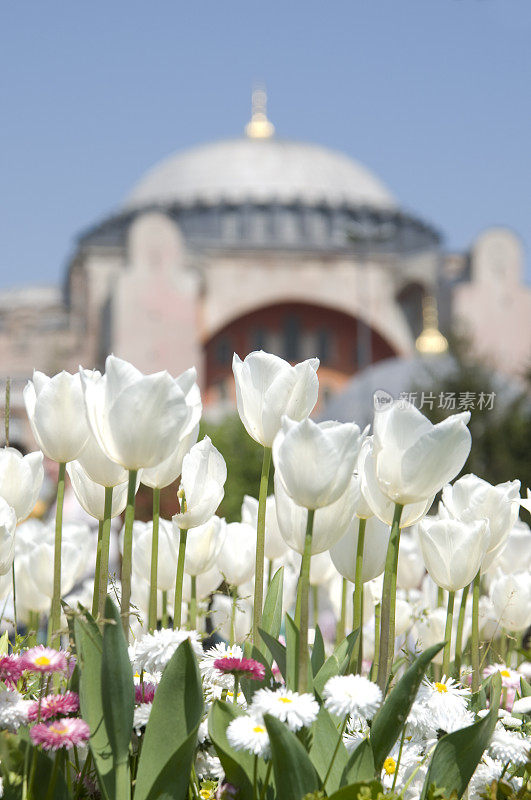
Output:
[
  {"xmin": 415, "ymin": 295, "xmax": 448, "ymax": 355},
  {"xmin": 245, "ymin": 86, "xmax": 275, "ymax": 139}
]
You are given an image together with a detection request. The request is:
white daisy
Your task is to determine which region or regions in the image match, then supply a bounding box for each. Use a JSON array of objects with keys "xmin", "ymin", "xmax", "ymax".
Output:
[
  {"xmin": 416, "ymin": 677, "xmax": 473, "ymax": 734},
  {"xmin": 500, "ymin": 715, "xmax": 523, "ymax": 729},
  {"xmin": 406, "ymin": 699, "xmax": 436, "ymax": 742},
  {"xmin": 131, "ymin": 628, "xmax": 203, "ymax": 674},
  {"xmin": 380, "ymin": 741, "xmax": 422, "ymax": 790},
  {"xmin": 249, "ymin": 688, "xmax": 319, "ymax": 732},
  {"xmin": 200, "ymin": 643, "xmax": 244, "ymax": 684},
  {"xmin": 512, "ymin": 696, "xmax": 531, "ymax": 715},
  {"xmin": 195, "ymin": 749, "xmax": 224, "ymax": 780},
  {"xmin": 0, "ymin": 690, "xmax": 31, "ymax": 732},
  {"xmin": 205, "ymin": 683, "xmax": 247, "ymax": 708},
  {"xmin": 488, "ymin": 727, "xmax": 530, "ymax": 766},
  {"xmin": 133, "ymin": 703, "xmax": 152, "ymax": 734},
  {"xmin": 198, "ymin": 718, "xmax": 210, "ymax": 744},
  {"xmin": 227, "ymin": 714, "xmax": 270, "ymax": 759},
  {"xmin": 468, "ymin": 756, "xmax": 504, "ymax": 800},
  {"xmin": 323, "ymin": 675, "xmax": 382, "ymax": 719}
]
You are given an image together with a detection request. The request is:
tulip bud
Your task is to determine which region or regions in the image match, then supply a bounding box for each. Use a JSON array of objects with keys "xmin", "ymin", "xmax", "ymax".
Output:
[
  {"xmin": 184, "ymin": 516, "xmax": 227, "ymax": 577},
  {"xmin": 418, "ymin": 517, "xmax": 489, "ymax": 591},
  {"xmin": 216, "ymin": 522, "xmax": 256, "ymax": 586},
  {"xmin": 0, "ymin": 498, "xmax": 16, "ymax": 575},
  {"xmin": 24, "ymin": 370, "xmax": 91, "ymax": 463},
  {"xmin": 67, "ymin": 461, "xmax": 139, "ymax": 521},
  {"xmin": 330, "ymin": 515, "xmax": 390, "ymax": 583},
  {"xmin": 232, "ymin": 351, "xmax": 319, "ymax": 447},
  {"xmin": 241, "ymin": 495, "xmax": 289, "ymax": 561},
  {"xmin": 273, "ymin": 417, "xmax": 362, "ymax": 510},
  {"xmin": 490, "ymin": 571, "xmax": 531, "ymax": 632},
  {"xmin": 172, "ymin": 438, "xmax": 227, "ymax": 530}
]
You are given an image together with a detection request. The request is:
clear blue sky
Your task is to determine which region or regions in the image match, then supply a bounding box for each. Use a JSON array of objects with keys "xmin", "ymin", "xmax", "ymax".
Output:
[{"xmin": 1, "ymin": 0, "xmax": 530, "ymax": 288}]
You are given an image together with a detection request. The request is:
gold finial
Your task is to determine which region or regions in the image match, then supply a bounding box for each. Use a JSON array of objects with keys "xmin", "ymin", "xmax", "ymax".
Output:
[
  {"xmin": 245, "ymin": 86, "xmax": 275, "ymax": 139},
  {"xmin": 415, "ymin": 295, "xmax": 448, "ymax": 355}
]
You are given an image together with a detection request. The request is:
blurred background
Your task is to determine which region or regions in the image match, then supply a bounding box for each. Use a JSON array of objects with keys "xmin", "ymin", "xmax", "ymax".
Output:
[{"xmin": 1, "ymin": 0, "xmax": 530, "ymax": 517}]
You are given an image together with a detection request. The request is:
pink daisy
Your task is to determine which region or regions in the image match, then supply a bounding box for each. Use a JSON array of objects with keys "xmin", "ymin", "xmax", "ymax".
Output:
[
  {"xmin": 0, "ymin": 655, "xmax": 24, "ymax": 685},
  {"xmin": 213, "ymin": 657, "xmax": 266, "ymax": 681},
  {"xmin": 30, "ymin": 718, "xmax": 90, "ymax": 750},
  {"xmin": 28, "ymin": 691, "xmax": 79, "ymax": 722},
  {"xmin": 135, "ymin": 683, "xmax": 156, "ymax": 704},
  {"xmin": 21, "ymin": 646, "xmax": 67, "ymax": 674}
]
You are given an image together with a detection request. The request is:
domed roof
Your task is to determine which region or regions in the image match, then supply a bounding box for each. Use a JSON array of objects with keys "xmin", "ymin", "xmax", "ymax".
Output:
[{"xmin": 124, "ymin": 137, "xmax": 397, "ymax": 210}]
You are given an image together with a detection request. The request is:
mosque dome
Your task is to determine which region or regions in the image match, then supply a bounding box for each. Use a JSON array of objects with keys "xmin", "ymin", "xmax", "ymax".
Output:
[{"xmin": 124, "ymin": 136, "xmax": 397, "ymax": 211}]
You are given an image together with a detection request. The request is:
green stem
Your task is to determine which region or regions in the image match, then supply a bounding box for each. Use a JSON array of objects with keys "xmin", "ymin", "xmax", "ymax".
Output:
[
  {"xmin": 189, "ymin": 576, "xmax": 197, "ymax": 629},
  {"xmin": 336, "ymin": 577, "xmax": 347, "ymax": 645},
  {"xmin": 162, "ymin": 591, "xmax": 168, "ymax": 628},
  {"xmin": 252, "ymin": 447, "xmax": 271, "ymax": 647},
  {"xmin": 312, "ymin": 585, "xmax": 319, "ymax": 629},
  {"xmin": 298, "ymin": 508, "xmax": 315, "ymax": 693},
  {"xmin": 230, "ymin": 586, "xmax": 238, "ymax": 645},
  {"xmin": 258, "ymin": 761, "xmax": 273, "ymax": 800},
  {"xmin": 173, "ymin": 530, "xmax": 187, "ymax": 629},
  {"xmin": 442, "ymin": 590, "xmax": 455, "ymax": 678},
  {"xmin": 114, "ymin": 759, "xmax": 130, "ymax": 800},
  {"xmin": 44, "ymin": 751, "xmax": 63, "ymax": 800},
  {"xmin": 471, "ymin": 569, "xmax": 481, "ymax": 692},
  {"xmin": 11, "ymin": 559, "xmax": 17, "ymax": 632},
  {"xmin": 376, "ymin": 503, "xmax": 403, "ymax": 692},
  {"xmin": 98, "ymin": 486, "xmax": 114, "ymax": 619},
  {"xmin": 322, "ymin": 717, "xmax": 347, "ymax": 790},
  {"xmin": 48, "ymin": 462, "xmax": 66, "ymax": 648},
  {"xmin": 351, "ymin": 517, "xmax": 366, "ymax": 673},
  {"xmin": 148, "ymin": 488, "xmax": 161, "ymax": 632},
  {"xmin": 391, "ymin": 726, "xmax": 407, "ymax": 792},
  {"xmin": 453, "ymin": 583, "xmax": 469, "ymax": 677},
  {"xmin": 233, "ymin": 675, "xmax": 239, "ymax": 705},
  {"xmin": 92, "ymin": 520, "xmax": 104, "ymax": 618},
  {"xmin": 253, "ymin": 754, "xmax": 258, "ymax": 800},
  {"xmin": 371, "ymin": 602, "xmax": 381, "ymax": 682},
  {"xmin": 120, "ymin": 470, "xmax": 138, "ymax": 636}
]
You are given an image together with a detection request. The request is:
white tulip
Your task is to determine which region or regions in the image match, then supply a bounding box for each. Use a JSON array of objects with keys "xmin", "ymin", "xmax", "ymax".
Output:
[
  {"xmin": 330, "ymin": 515, "xmax": 391, "ymax": 583},
  {"xmin": 77, "ymin": 433, "xmax": 129, "ymax": 487},
  {"xmin": 396, "ymin": 530, "xmax": 426, "ymax": 590},
  {"xmin": 395, "ymin": 598, "xmax": 414, "ymax": 638},
  {"xmin": 490, "ymin": 519, "xmax": 531, "ymax": 575},
  {"xmin": 0, "ymin": 498, "xmax": 16, "ymax": 575},
  {"xmin": 520, "ymin": 488, "xmax": 531, "ymax": 515},
  {"xmin": 441, "ymin": 475, "xmax": 521, "ymax": 571},
  {"xmin": 182, "ymin": 565, "xmax": 222, "ymax": 603},
  {"xmin": 67, "ymin": 461, "xmax": 139, "ymax": 521},
  {"xmin": 241, "ymin": 495, "xmax": 289, "ymax": 561},
  {"xmin": 172, "ymin": 437, "xmax": 226, "ymax": 530},
  {"xmin": 0, "ymin": 447, "xmax": 44, "ymax": 522},
  {"xmin": 25, "ymin": 522, "xmax": 91, "ymax": 599},
  {"xmin": 142, "ymin": 368, "xmax": 202, "ymax": 489},
  {"xmin": 274, "ymin": 471, "xmax": 358, "ymax": 555},
  {"xmin": 418, "ymin": 517, "xmax": 489, "ymax": 592},
  {"xmin": 490, "ymin": 571, "xmax": 531, "ymax": 632},
  {"xmin": 273, "ymin": 417, "xmax": 363, "ymax": 510},
  {"xmin": 24, "ymin": 370, "xmax": 91, "ymax": 463},
  {"xmin": 371, "ymin": 401, "xmax": 471, "ymax": 505},
  {"xmin": 81, "ymin": 355, "xmax": 193, "ymax": 470},
  {"xmin": 129, "ymin": 520, "xmax": 178, "ymax": 592},
  {"xmin": 232, "ymin": 350, "xmax": 320, "ymax": 447},
  {"xmin": 184, "ymin": 516, "xmax": 227, "ymax": 577},
  {"xmin": 217, "ymin": 522, "xmax": 256, "ymax": 586},
  {"xmin": 358, "ymin": 438, "xmax": 434, "ymax": 528},
  {"xmin": 416, "ymin": 607, "xmax": 471, "ymax": 665}
]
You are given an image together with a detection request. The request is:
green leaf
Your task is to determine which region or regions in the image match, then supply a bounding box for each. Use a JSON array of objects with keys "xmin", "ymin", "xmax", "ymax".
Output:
[
  {"xmin": 241, "ymin": 644, "xmax": 274, "ymax": 702},
  {"xmin": 309, "ymin": 706, "xmax": 349, "ymax": 793},
  {"xmin": 285, "ymin": 613, "xmax": 300, "ymax": 690},
  {"xmin": 520, "ymin": 677, "xmax": 531, "ymax": 697},
  {"xmin": 311, "ymin": 625, "xmax": 326, "ymax": 676},
  {"xmin": 261, "ymin": 567, "xmax": 284, "ymax": 649},
  {"xmin": 420, "ymin": 672, "xmax": 502, "ymax": 800},
  {"xmin": 327, "ymin": 780, "xmax": 384, "ymax": 800},
  {"xmin": 264, "ymin": 714, "xmax": 320, "ymax": 800},
  {"xmin": 135, "ymin": 639, "xmax": 203, "ymax": 800},
  {"xmin": 259, "ymin": 629, "xmax": 286, "ymax": 681},
  {"xmin": 74, "ymin": 612, "xmax": 114, "ymax": 800},
  {"xmin": 101, "ymin": 597, "xmax": 134, "ymax": 769},
  {"xmin": 313, "ymin": 631, "xmax": 359, "ymax": 695},
  {"xmin": 341, "ymin": 738, "xmax": 375, "ymax": 785},
  {"xmin": 370, "ymin": 642, "xmax": 444, "ymax": 772},
  {"xmin": 15, "ymin": 743, "xmax": 70, "ymax": 800},
  {"xmin": 208, "ymin": 701, "xmax": 255, "ymax": 800}
]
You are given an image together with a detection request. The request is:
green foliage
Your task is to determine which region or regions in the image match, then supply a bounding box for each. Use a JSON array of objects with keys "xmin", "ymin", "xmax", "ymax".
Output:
[
  {"xmin": 200, "ymin": 415, "xmax": 274, "ymax": 521},
  {"xmin": 264, "ymin": 713, "xmax": 320, "ymax": 800},
  {"xmin": 327, "ymin": 781, "xmax": 385, "ymax": 800},
  {"xmin": 313, "ymin": 631, "xmax": 359, "ymax": 695},
  {"xmin": 134, "ymin": 639, "xmax": 203, "ymax": 800},
  {"xmin": 208, "ymin": 701, "xmax": 255, "ymax": 800},
  {"xmin": 420, "ymin": 673, "xmax": 502, "ymax": 800},
  {"xmin": 414, "ymin": 335, "xmax": 531, "ymax": 489},
  {"xmin": 341, "ymin": 739, "xmax": 375, "ymax": 785},
  {"xmin": 309, "ymin": 706, "xmax": 349, "ymax": 793}
]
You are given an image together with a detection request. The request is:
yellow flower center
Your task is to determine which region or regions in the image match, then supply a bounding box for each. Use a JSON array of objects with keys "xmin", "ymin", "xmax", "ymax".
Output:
[
  {"xmin": 199, "ymin": 791, "xmax": 212, "ymax": 799},
  {"xmin": 383, "ymin": 757, "xmax": 396, "ymax": 775},
  {"xmin": 434, "ymin": 682, "xmax": 448, "ymax": 693},
  {"xmin": 49, "ymin": 724, "xmax": 66, "ymax": 735},
  {"xmin": 34, "ymin": 656, "xmax": 51, "ymax": 667},
  {"xmin": 500, "ymin": 669, "xmax": 511, "ymax": 678},
  {"xmin": 278, "ymin": 697, "xmax": 292, "ymax": 704},
  {"xmin": 253, "ymin": 725, "xmax": 265, "ymax": 734}
]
